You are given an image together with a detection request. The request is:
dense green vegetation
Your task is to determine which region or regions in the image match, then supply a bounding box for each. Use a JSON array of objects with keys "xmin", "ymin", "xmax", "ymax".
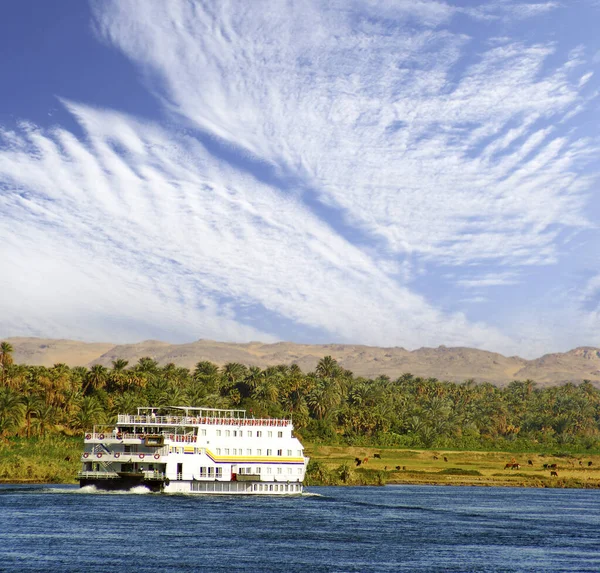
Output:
[{"xmin": 2, "ymin": 341, "xmax": 600, "ymax": 453}]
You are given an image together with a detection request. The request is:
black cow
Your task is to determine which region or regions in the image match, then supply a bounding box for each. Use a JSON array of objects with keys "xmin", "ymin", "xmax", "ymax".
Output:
[{"xmin": 374, "ymin": 453, "xmax": 381, "ymax": 459}]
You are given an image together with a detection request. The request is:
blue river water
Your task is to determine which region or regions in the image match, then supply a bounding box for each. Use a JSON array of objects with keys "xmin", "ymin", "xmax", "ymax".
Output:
[{"xmin": 1, "ymin": 484, "xmax": 599, "ymax": 572}]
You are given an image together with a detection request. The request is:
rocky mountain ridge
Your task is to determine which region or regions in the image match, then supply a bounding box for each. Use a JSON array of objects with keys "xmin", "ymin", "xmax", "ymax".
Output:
[{"xmin": 6, "ymin": 337, "xmax": 600, "ymax": 386}]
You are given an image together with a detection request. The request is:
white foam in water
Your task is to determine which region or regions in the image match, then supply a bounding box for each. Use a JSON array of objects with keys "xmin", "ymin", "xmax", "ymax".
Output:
[{"xmin": 129, "ymin": 485, "xmax": 151, "ymax": 494}]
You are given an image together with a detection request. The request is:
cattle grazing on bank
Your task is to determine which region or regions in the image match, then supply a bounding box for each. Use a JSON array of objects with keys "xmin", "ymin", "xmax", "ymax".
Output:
[
  {"xmin": 433, "ymin": 456, "xmax": 439, "ymax": 460},
  {"xmin": 588, "ymin": 461, "xmax": 593, "ymax": 467},
  {"xmin": 527, "ymin": 460, "xmax": 533, "ymax": 466},
  {"xmin": 363, "ymin": 457, "xmax": 369, "ymax": 464},
  {"xmin": 504, "ymin": 463, "xmax": 520, "ymax": 470},
  {"xmin": 550, "ymin": 470, "xmax": 558, "ymax": 477},
  {"xmin": 395, "ymin": 465, "xmax": 401, "ymax": 470},
  {"xmin": 354, "ymin": 457, "xmax": 362, "ymax": 467},
  {"xmin": 443, "ymin": 457, "xmax": 448, "ymax": 462},
  {"xmin": 374, "ymin": 453, "xmax": 381, "ymax": 459}
]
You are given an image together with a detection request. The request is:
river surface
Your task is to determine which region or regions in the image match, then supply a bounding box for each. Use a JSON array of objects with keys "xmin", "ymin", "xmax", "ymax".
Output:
[{"xmin": 1, "ymin": 484, "xmax": 599, "ymax": 572}]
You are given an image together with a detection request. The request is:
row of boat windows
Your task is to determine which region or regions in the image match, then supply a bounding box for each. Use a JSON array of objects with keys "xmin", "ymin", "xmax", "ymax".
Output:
[
  {"xmin": 254, "ymin": 484, "xmax": 301, "ymax": 492},
  {"xmin": 198, "ymin": 466, "xmax": 303, "ymax": 476},
  {"xmin": 169, "ymin": 447, "xmax": 303, "ymax": 457},
  {"xmin": 198, "ymin": 467, "xmax": 224, "ymax": 477},
  {"xmin": 202, "ymin": 429, "xmax": 288, "ymax": 438}
]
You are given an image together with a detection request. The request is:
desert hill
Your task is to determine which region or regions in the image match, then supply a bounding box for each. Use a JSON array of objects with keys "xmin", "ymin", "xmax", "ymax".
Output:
[{"xmin": 5, "ymin": 337, "xmax": 600, "ymax": 386}]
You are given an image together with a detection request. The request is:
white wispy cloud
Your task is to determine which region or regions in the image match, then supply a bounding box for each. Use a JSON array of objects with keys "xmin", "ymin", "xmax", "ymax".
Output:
[
  {"xmin": 457, "ymin": 272, "xmax": 520, "ymax": 288},
  {"xmin": 93, "ymin": 0, "xmax": 596, "ymax": 267},
  {"xmin": 0, "ymin": 0, "xmax": 598, "ymax": 357},
  {"xmin": 0, "ymin": 103, "xmax": 513, "ymax": 350}
]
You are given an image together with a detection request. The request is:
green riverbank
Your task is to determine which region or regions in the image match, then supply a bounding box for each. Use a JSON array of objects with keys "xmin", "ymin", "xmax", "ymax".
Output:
[{"xmin": 2, "ymin": 438, "xmax": 600, "ymax": 489}]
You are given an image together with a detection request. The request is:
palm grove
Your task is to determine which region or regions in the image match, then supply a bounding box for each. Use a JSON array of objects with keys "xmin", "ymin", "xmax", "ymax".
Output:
[{"xmin": 1, "ymin": 341, "xmax": 600, "ymax": 452}]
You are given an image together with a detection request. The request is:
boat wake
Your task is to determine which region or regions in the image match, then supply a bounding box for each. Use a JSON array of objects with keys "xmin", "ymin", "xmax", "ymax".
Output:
[{"xmin": 45, "ymin": 484, "xmax": 153, "ymax": 495}]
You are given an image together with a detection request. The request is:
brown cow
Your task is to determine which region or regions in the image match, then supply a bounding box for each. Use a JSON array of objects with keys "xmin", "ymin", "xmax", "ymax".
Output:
[
  {"xmin": 550, "ymin": 470, "xmax": 558, "ymax": 477},
  {"xmin": 363, "ymin": 457, "xmax": 369, "ymax": 464}
]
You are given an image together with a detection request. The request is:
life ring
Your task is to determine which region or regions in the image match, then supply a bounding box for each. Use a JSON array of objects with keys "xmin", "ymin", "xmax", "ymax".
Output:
[
  {"xmin": 116, "ymin": 433, "xmax": 122, "ymax": 440},
  {"xmin": 114, "ymin": 452, "xmax": 120, "ymax": 458},
  {"xmin": 85, "ymin": 433, "xmax": 91, "ymax": 440},
  {"xmin": 83, "ymin": 452, "xmax": 89, "ymax": 458},
  {"xmin": 99, "ymin": 433, "xmax": 105, "ymax": 440},
  {"xmin": 154, "ymin": 453, "xmax": 160, "ymax": 460},
  {"xmin": 97, "ymin": 453, "xmax": 102, "ymax": 458},
  {"xmin": 139, "ymin": 453, "xmax": 145, "ymax": 459}
]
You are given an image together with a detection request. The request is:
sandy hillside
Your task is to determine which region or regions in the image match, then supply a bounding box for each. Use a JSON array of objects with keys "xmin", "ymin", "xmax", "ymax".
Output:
[{"xmin": 5, "ymin": 337, "xmax": 600, "ymax": 386}]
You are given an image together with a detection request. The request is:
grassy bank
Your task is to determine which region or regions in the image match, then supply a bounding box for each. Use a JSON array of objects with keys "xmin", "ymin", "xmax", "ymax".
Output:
[
  {"xmin": 0, "ymin": 436, "xmax": 81, "ymax": 483},
  {"xmin": 2, "ymin": 438, "xmax": 600, "ymax": 489},
  {"xmin": 305, "ymin": 445, "xmax": 600, "ymax": 489}
]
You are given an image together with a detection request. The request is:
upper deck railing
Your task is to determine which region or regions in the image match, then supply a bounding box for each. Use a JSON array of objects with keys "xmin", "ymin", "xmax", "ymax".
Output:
[{"xmin": 116, "ymin": 414, "xmax": 291, "ymax": 427}]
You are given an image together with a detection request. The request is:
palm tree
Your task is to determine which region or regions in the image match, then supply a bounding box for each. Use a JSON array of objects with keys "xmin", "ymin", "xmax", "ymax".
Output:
[
  {"xmin": 112, "ymin": 359, "xmax": 129, "ymax": 371},
  {"xmin": 0, "ymin": 341, "xmax": 14, "ymax": 385},
  {"xmin": 84, "ymin": 364, "xmax": 108, "ymax": 395},
  {"xmin": 73, "ymin": 396, "xmax": 105, "ymax": 430},
  {"xmin": 21, "ymin": 394, "xmax": 43, "ymax": 438},
  {"xmin": 0, "ymin": 387, "xmax": 24, "ymax": 436}
]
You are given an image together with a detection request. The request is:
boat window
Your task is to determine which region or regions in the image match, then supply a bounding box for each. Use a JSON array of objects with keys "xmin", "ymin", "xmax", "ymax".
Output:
[
  {"xmin": 266, "ymin": 467, "xmax": 272, "ymax": 474},
  {"xmin": 201, "ymin": 429, "xmax": 206, "ymax": 436},
  {"xmin": 200, "ymin": 467, "xmax": 207, "ymax": 477},
  {"xmin": 246, "ymin": 449, "xmax": 252, "ymax": 455},
  {"xmin": 266, "ymin": 449, "xmax": 272, "ymax": 456},
  {"xmin": 256, "ymin": 448, "xmax": 262, "ymax": 455},
  {"xmin": 225, "ymin": 448, "xmax": 230, "ymax": 455},
  {"xmin": 216, "ymin": 467, "xmax": 222, "ymax": 477},
  {"xmin": 216, "ymin": 448, "xmax": 221, "ymax": 455},
  {"xmin": 277, "ymin": 467, "xmax": 282, "ymax": 474},
  {"xmin": 278, "ymin": 431, "xmax": 283, "ymax": 438},
  {"xmin": 216, "ymin": 430, "xmax": 221, "ymax": 436},
  {"xmin": 297, "ymin": 450, "xmax": 302, "ymax": 457},
  {"xmin": 256, "ymin": 467, "xmax": 261, "ymax": 474},
  {"xmin": 268, "ymin": 431, "xmax": 273, "ymax": 438},
  {"xmin": 287, "ymin": 467, "xmax": 292, "ymax": 474},
  {"xmin": 208, "ymin": 467, "xmax": 214, "ymax": 477},
  {"xmin": 277, "ymin": 449, "xmax": 282, "ymax": 456},
  {"xmin": 287, "ymin": 449, "xmax": 292, "ymax": 456},
  {"xmin": 256, "ymin": 431, "xmax": 262, "ymax": 437},
  {"xmin": 247, "ymin": 431, "xmax": 252, "ymax": 437},
  {"xmin": 233, "ymin": 448, "xmax": 237, "ymax": 455},
  {"xmin": 225, "ymin": 430, "xmax": 231, "ymax": 437}
]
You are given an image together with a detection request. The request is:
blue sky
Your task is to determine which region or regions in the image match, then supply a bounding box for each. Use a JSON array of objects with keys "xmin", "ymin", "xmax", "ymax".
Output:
[{"xmin": 1, "ymin": 0, "xmax": 599, "ymax": 358}]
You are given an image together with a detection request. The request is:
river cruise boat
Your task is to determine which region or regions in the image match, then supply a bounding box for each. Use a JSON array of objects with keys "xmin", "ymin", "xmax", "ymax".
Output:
[{"xmin": 78, "ymin": 406, "xmax": 309, "ymax": 495}]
